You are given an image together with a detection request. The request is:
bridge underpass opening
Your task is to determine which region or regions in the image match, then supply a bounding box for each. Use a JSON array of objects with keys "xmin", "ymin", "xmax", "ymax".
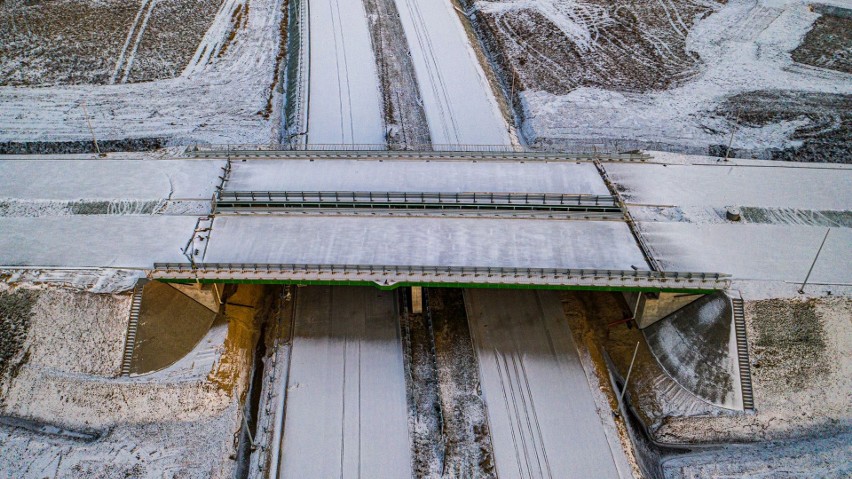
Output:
[{"xmin": 126, "ymin": 276, "xmax": 740, "ymax": 477}]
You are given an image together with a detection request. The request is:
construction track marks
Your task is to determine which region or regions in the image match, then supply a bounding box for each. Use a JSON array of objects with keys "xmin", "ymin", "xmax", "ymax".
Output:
[
  {"xmin": 466, "ymin": 289, "xmax": 620, "ymax": 478},
  {"xmin": 278, "ymin": 286, "xmax": 412, "ymax": 478}
]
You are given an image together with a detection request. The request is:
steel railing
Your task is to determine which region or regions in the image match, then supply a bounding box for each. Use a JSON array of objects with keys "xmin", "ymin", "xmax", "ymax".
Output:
[
  {"xmin": 184, "ymin": 143, "xmax": 653, "ymax": 158},
  {"xmin": 152, "ymin": 262, "xmax": 730, "ymax": 285},
  {"xmin": 214, "ymin": 191, "xmax": 621, "ymax": 214}
]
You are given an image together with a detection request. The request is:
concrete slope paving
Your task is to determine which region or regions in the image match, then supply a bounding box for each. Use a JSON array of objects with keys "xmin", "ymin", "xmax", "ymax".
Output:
[
  {"xmin": 307, "ymin": 0, "xmax": 386, "ymax": 145},
  {"xmin": 279, "ymin": 286, "xmax": 412, "ymax": 478},
  {"xmin": 393, "ymin": 0, "xmax": 510, "ymax": 145},
  {"xmin": 465, "ymin": 289, "xmax": 620, "ymax": 479}
]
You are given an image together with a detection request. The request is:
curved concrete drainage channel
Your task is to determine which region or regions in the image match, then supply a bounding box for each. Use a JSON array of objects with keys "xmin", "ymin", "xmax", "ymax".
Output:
[
  {"xmin": 120, "ymin": 280, "xmax": 223, "ymax": 376},
  {"xmin": 642, "ymin": 291, "xmax": 755, "ymax": 411}
]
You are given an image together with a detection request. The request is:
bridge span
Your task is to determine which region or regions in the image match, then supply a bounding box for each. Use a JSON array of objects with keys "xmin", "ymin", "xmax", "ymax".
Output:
[{"xmin": 146, "ymin": 150, "xmax": 729, "ymax": 293}]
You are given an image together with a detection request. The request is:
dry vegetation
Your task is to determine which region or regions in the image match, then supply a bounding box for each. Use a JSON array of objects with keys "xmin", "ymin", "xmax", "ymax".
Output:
[
  {"xmin": 125, "ymin": 0, "xmax": 225, "ymax": 83},
  {"xmin": 0, "ymin": 289, "xmax": 38, "ymax": 405},
  {"xmin": 474, "ymin": 0, "xmax": 725, "ymax": 95},
  {"xmin": 792, "ymin": 12, "xmax": 852, "ymax": 74},
  {"xmin": 0, "ymin": 0, "xmax": 139, "ymax": 85},
  {"xmin": 0, "ymin": 0, "xmax": 223, "ymax": 86},
  {"xmin": 713, "ymin": 90, "xmax": 852, "ymax": 162}
]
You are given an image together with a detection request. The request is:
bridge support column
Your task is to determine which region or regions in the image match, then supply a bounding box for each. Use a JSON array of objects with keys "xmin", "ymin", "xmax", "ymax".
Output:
[{"xmin": 411, "ymin": 286, "xmax": 423, "ymax": 314}]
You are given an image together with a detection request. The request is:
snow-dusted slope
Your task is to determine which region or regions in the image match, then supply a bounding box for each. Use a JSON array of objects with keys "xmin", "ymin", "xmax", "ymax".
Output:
[{"xmin": 393, "ymin": 0, "xmax": 510, "ymax": 145}]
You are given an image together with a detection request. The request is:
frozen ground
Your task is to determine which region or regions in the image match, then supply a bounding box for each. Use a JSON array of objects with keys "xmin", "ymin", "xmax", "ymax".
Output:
[
  {"xmin": 474, "ymin": 0, "xmax": 852, "ymax": 160},
  {"xmin": 393, "ymin": 0, "xmax": 511, "ymax": 145},
  {"xmin": 661, "ymin": 429, "xmax": 852, "ymax": 478},
  {"xmin": 0, "ymin": 285, "xmax": 243, "ymax": 478},
  {"xmin": 202, "ymin": 215, "xmax": 649, "ymax": 270},
  {"xmin": 279, "ymin": 286, "xmax": 412, "ymax": 478},
  {"xmin": 224, "ymin": 158, "xmax": 608, "ymax": 194},
  {"xmin": 0, "ymin": 0, "xmax": 225, "ymax": 86},
  {"xmin": 0, "ymin": 0, "xmax": 284, "ymax": 146},
  {"xmin": 465, "ymin": 289, "xmax": 628, "ymax": 478}
]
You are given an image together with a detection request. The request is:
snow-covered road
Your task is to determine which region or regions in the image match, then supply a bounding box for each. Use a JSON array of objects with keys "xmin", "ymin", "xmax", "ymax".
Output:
[
  {"xmin": 224, "ymin": 158, "xmax": 609, "ymax": 194},
  {"xmin": 466, "ymin": 289, "xmax": 621, "ymax": 478},
  {"xmin": 203, "ymin": 216, "xmax": 648, "ymax": 270},
  {"xmin": 306, "ymin": 0, "xmax": 386, "ymax": 144},
  {"xmin": 0, "ymin": 159, "xmax": 225, "ymax": 201},
  {"xmin": 393, "ymin": 0, "xmax": 510, "ymax": 145},
  {"xmin": 278, "ymin": 286, "xmax": 412, "ymax": 478}
]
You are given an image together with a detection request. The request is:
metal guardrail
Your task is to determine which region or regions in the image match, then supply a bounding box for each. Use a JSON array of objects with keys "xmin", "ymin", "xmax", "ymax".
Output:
[
  {"xmin": 215, "ymin": 191, "xmax": 621, "ymax": 214},
  {"xmin": 151, "ymin": 263, "xmax": 731, "ymax": 290},
  {"xmin": 183, "ymin": 144, "xmax": 653, "ymax": 161}
]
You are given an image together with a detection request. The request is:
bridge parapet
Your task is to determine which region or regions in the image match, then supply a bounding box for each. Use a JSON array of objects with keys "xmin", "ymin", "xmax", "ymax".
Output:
[
  {"xmin": 184, "ymin": 145, "xmax": 652, "ymax": 162},
  {"xmin": 213, "ymin": 190, "xmax": 623, "ymax": 218},
  {"xmin": 151, "ymin": 263, "xmax": 730, "ymax": 292}
]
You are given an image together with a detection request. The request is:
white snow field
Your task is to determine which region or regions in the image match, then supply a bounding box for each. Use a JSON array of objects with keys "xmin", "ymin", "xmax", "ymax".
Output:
[
  {"xmin": 518, "ymin": 0, "xmax": 852, "ymax": 151},
  {"xmin": 306, "ymin": 0, "xmax": 385, "ymax": 145},
  {"xmin": 279, "ymin": 286, "xmax": 412, "ymax": 478},
  {"xmin": 224, "ymin": 158, "xmax": 608, "ymax": 194},
  {"xmin": 0, "ymin": 159, "xmax": 225, "ymax": 201},
  {"xmin": 203, "ymin": 215, "xmax": 649, "ymax": 270},
  {"xmin": 466, "ymin": 289, "xmax": 622, "ymax": 479},
  {"xmin": 393, "ymin": 0, "xmax": 511, "ymax": 145},
  {"xmin": 0, "ymin": 0, "xmax": 283, "ymax": 145},
  {"xmin": 606, "ymin": 161, "xmax": 852, "ymax": 211},
  {"xmin": 0, "ymin": 216, "xmax": 194, "ymax": 267}
]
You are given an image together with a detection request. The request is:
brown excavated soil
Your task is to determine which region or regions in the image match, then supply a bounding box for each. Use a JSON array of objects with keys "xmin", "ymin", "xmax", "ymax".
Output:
[
  {"xmin": 713, "ymin": 90, "xmax": 852, "ymax": 163},
  {"xmin": 0, "ymin": 0, "xmax": 140, "ymax": 85},
  {"xmin": 792, "ymin": 12, "xmax": 852, "ymax": 74},
  {"xmin": 0, "ymin": 0, "xmax": 223, "ymax": 86},
  {"xmin": 475, "ymin": 0, "xmax": 725, "ymax": 96}
]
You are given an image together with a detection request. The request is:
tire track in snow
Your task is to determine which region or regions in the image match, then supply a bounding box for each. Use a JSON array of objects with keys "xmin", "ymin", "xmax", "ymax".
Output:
[
  {"xmin": 110, "ymin": 0, "xmax": 151, "ymax": 84},
  {"xmin": 398, "ymin": 0, "xmax": 460, "ymax": 144},
  {"xmin": 120, "ymin": 0, "xmax": 158, "ymax": 83},
  {"xmin": 278, "ymin": 286, "xmax": 411, "ymax": 478},
  {"xmin": 467, "ymin": 289, "xmax": 620, "ymax": 479}
]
